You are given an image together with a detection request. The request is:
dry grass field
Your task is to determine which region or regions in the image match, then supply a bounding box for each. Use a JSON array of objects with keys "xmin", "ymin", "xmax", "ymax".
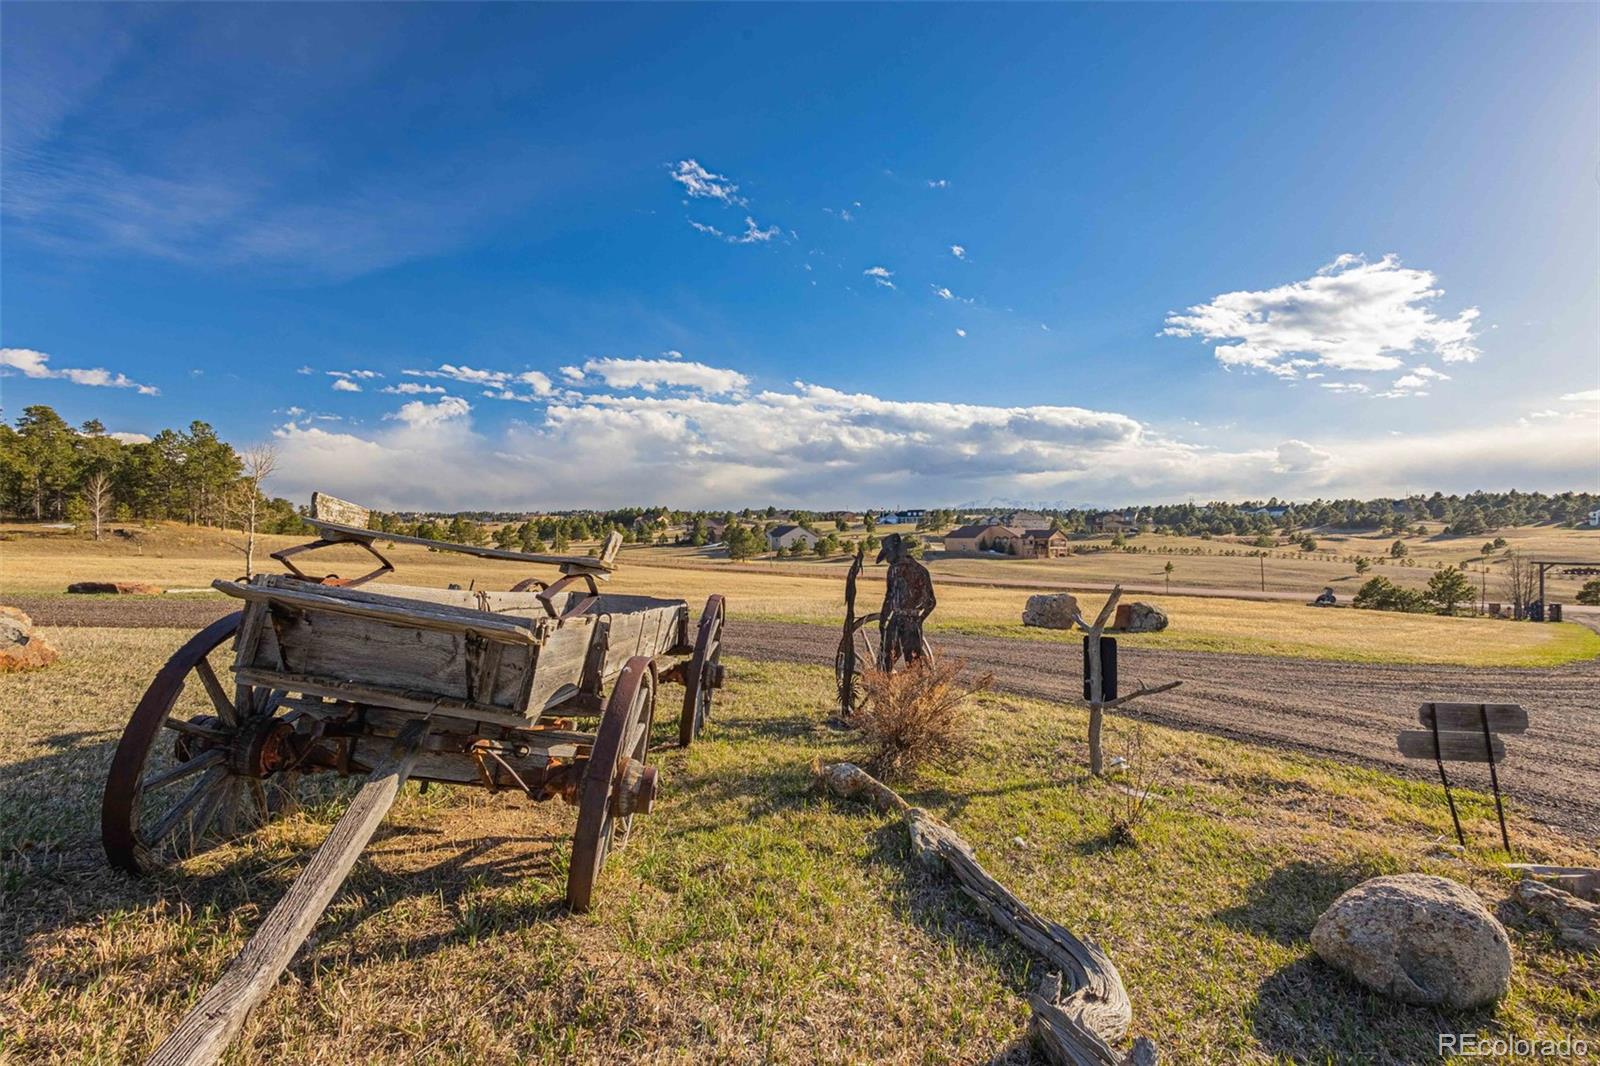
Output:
[
  {"xmin": 2, "ymin": 628, "xmax": 1595, "ymax": 1064},
  {"xmin": 4, "ymin": 523, "xmax": 1597, "ymax": 667}
]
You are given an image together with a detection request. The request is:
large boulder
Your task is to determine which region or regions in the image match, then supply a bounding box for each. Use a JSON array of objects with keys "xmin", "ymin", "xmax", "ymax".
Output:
[
  {"xmin": 1115, "ymin": 602, "xmax": 1168, "ymax": 632},
  {"xmin": 0, "ymin": 606, "xmax": 60, "ymax": 672},
  {"xmin": 66, "ymin": 580, "xmax": 164, "ymax": 595},
  {"xmin": 1311, "ymin": 873, "xmax": 1512, "ymax": 1009},
  {"xmin": 1022, "ymin": 593, "xmax": 1080, "ymax": 630}
]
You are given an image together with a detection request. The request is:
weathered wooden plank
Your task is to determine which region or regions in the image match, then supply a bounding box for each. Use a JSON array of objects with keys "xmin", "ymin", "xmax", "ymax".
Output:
[
  {"xmin": 1418, "ymin": 702, "xmax": 1528, "ymax": 734},
  {"xmin": 145, "ymin": 720, "xmax": 428, "ymax": 1066},
  {"xmin": 308, "ymin": 491, "xmax": 370, "ymax": 529},
  {"xmin": 1397, "ymin": 729, "xmax": 1506, "ymax": 763},
  {"xmin": 215, "ymin": 580, "xmax": 544, "ymax": 645}
]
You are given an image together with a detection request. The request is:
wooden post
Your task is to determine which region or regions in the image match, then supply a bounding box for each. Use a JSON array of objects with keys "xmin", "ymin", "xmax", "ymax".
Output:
[
  {"xmin": 1079, "ymin": 589, "xmax": 1122, "ymax": 777},
  {"xmin": 146, "ymin": 719, "xmax": 429, "ymax": 1066}
]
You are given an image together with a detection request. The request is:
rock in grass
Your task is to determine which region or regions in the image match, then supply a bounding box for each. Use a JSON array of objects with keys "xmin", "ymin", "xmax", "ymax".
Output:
[
  {"xmin": 0, "ymin": 606, "xmax": 59, "ymax": 672},
  {"xmin": 1022, "ymin": 593, "xmax": 1080, "ymax": 629},
  {"xmin": 1310, "ymin": 873, "xmax": 1511, "ymax": 1009},
  {"xmin": 1118, "ymin": 602, "xmax": 1169, "ymax": 632},
  {"xmin": 66, "ymin": 580, "xmax": 164, "ymax": 595}
]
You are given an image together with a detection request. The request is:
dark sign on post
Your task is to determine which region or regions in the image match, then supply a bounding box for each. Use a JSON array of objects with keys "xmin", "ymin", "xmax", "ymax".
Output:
[
  {"xmin": 1398, "ymin": 702, "xmax": 1524, "ymax": 853},
  {"xmin": 1083, "ymin": 636, "xmax": 1117, "ymax": 701}
]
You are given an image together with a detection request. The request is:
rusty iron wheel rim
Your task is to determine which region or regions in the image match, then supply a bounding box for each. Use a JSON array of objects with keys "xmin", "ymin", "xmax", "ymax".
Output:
[
  {"xmin": 678, "ymin": 595, "xmax": 725, "ymax": 748},
  {"xmin": 567, "ymin": 656, "xmax": 655, "ymax": 913},
  {"xmin": 101, "ymin": 613, "xmax": 299, "ymax": 874}
]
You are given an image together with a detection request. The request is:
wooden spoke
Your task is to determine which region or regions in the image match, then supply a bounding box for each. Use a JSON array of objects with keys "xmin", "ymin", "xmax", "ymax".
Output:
[
  {"xmin": 140, "ymin": 748, "xmax": 225, "ymax": 794},
  {"xmin": 145, "ymin": 765, "xmax": 230, "ymax": 848},
  {"xmin": 194, "ymin": 658, "xmax": 240, "ymax": 728},
  {"xmin": 163, "ymin": 718, "xmax": 233, "ymax": 742}
]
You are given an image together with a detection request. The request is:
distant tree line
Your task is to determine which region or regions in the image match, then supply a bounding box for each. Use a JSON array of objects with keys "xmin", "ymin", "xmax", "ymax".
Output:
[{"xmin": 0, "ymin": 404, "xmax": 306, "ymax": 537}]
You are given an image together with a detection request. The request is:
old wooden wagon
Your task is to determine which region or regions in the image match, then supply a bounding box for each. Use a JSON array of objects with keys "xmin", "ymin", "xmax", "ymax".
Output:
[{"xmin": 100, "ymin": 494, "xmax": 726, "ymax": 1064}]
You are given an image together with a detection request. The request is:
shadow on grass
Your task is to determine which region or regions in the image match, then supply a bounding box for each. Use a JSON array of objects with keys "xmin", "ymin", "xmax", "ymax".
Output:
[{"xmin": 1212, "ymin": 859, "xmax": 1386, "ymax": 946}]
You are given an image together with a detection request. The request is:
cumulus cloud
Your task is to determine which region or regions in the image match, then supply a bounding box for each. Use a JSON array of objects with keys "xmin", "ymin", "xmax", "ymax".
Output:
[
  {"xmin": 559, "ymin": 365, "xmax": 585, "ymax": 383},
  {"xmin": 384, "ymin": 394, "xmax": 471, "ymax": 429},
  {"xmin": 109, "ymin": 431, "xmax": 152, "ymax": 444},
  {"xmin": 1273, "ymin": 439, "xmax": 1331, "ymax": 473},
  {"xmin": 265, "ymin": 374, "xmax": 1600, "ymax": 511},
  {"xmin": 402, "ymin": 363, "xmax": 553, "ymax": 396},
  {"xmin": 331, "ymin": 377, "xmax": 362, "ymax": 393},
  {"xmin": 1560, "ymin": 388, "xmax": 1599, "ymax": 403},
  {"xmin": 581, "ymin": 357, "xmax": 748, "ymax": 395},
  {"xmin": 1164, "ymin": 253, "xmax": 1481, "ymax": 385},
  {"xmin": 669, "ymin": 159, "xmax": 745, "ymax": 206},
  {"xmin": 955, "ymin": 329, "xmax": 967, "ymax": 338},
  {"xmin": 0, "ymin": 347, "xmax": 159, "ymax": 394},
  {"xmin": 864, "ymin": 266, "xmax": 895, "ymax": 289},
  {"xmin": 950, "ymin": 245, "xmax": 966, "ymax": 260}
]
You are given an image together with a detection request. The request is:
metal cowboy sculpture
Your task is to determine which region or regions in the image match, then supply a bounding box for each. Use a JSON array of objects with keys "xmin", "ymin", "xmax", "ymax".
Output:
[{"xmin": 875, "ymin": 532, "xmax": 936, "ymax": 671}]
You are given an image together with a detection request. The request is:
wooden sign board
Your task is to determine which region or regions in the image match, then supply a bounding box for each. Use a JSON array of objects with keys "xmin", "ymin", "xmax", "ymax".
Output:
[
  {"xmin": 1398, "ymin": 729, "xmax": 1505, "ymax": 764},
  {"xmin": 311, "ymin": 491, "xmax": 372, "ymax": 529},
  {"xmin": 1418, "ymin": 702, "xmax": 1527, "ymax": 733}
]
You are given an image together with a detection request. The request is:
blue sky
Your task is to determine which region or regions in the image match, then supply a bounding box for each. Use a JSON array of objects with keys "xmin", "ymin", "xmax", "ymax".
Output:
[{"xmin": 3, "ymin": 3, "xmax": 1597, "ymax": 509}]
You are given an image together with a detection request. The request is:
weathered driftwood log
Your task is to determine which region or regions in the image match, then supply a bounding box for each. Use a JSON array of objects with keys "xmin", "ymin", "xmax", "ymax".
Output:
[
  {"xmin": 812, "ymin": 760, "xmax": 1157, "ymax": 1066},
  {"xmin": 146, "ymin": 719, "xmax": 429, "ymax": 1066}
]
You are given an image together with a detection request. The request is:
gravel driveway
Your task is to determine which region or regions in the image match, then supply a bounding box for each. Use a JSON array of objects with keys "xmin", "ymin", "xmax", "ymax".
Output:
[{"xmin": 13, "ymin": 595, "xmax": 1597, "ymax": 837}]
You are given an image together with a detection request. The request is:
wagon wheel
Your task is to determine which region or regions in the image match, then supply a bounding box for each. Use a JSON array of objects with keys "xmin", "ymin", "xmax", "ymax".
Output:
[
  {"xmin": 567, "ymin": 656, "xmax": 657, "ymax": 912},
  {"xmin": 678, "ymin": 594, "xmax": 726, "ymax": 748},
  {"xmin": 834, "ymin": 612, "xmax": 934, "ymax": 717},
  {"xmin": 102, "ymin": 613, "xmax": 307, "ymax": 874}
]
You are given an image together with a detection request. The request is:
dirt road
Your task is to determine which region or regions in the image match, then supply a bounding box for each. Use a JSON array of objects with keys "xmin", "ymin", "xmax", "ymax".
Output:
[{"xmin": 13, "ymin": 595, "xmax": 1598, "ymax": 836}]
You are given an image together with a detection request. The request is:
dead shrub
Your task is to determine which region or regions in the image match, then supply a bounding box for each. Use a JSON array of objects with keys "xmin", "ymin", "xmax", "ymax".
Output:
[{"xmin": 856, "ymin": 658, "xmax": 992, "ymax": 779}]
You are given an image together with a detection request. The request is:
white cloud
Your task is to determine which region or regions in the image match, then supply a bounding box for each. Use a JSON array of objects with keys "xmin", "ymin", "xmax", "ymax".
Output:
[
  {"xmin": 931, "ymin": 284, "xmax": 973, "ymax": 304},
  {"xmin": 955, "ymin": 329, "xmax": 967, "ymax": 338},
  {"xmin": 0, "ymin": 347, "xmax": 158, "ymax": 394},
  {"xmin": 927, "ymin": 179, "xmax": 950, "ymax": 189},
  {"xmin": 384, "ymin": 394, "xmax": 471, "ymax": 429},
  {"xmin": 108, "ymin": 431, "xmax": 151, "ymax": 444},
  {"xmin": 1273, "ymin": 439, "xmax": 1331, "ymax": 473},
  {"xmin": 669, "ymin": 159, "xmax": 745, "ymax": 206},
  {"xmin": 950, "ymin": 245, "xmax": 966, "ymax": 260},
  {"xmin": 402, "ymin": 363, "xmax": 553, "ymax": 396},
  {"xmin": 266, "ymin": 374, "xmax": 1600, "ymax": 511},
  {"xmin": 864, "ymin": 266, "xmax": 895, "ymax": 289},
  {"xmin": 559, "ymin": 365, "xmax": 585, "ymax": 383},
  {"xmin": 581, "ymin": 357, "xmax": 748, "ymax": 395},
  {"xmin": 690, "ymin": 215, "xmax": 779, "ymax": 244},
  {"xmin": 1319, "ymin": 382, "xmax": 1369, "ymax": 394},
  {"xmin": 823, "ymin": 206, "xmax": 855, "ymax": 222},
  {"xmin": 297, "ymin": 366, "xmax": 314, "ymax": 375},
  {"xmin": 381, "ymin": 382, "xmax": 446, "ymax": 395},
  {"xmin": 662, "ymin": 350, "xmax": 684, "ymax": 360},
  {"xmin": 1163, "ymin": 254, "xmax": 1482, "ymax": 385},
  {"xmin": 1560, "ymin": 389, "xmax": 1600, "ymax": 403},
  {"xmin": 331, "ymin": 377, "xmax": 362, "ymax": 393}
]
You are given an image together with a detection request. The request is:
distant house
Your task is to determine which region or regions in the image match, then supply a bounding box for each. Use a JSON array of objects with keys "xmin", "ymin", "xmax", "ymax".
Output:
[
  {"xmin": 984, "ymin": 511, "xmax": 1049, "ymax": 530},
  {"xmin": 1091, "ymin": 512, "xmax": 1136, "ymax": 534},
  {"xmin": 1589, "ymin": 507, "xmax": 1600, "ymax": 528},
  {"xmin": 704, "ymin": 518, "xmax": 729, "ymax": 541},
  {"xmin": 943, "ymin": 523, "xmax": 1019, "ymax": 554},
  {"xmin": 991, "ymin": 527, "xmax": 1070, "ymax": 559},
  {"xmin": 766, "ymin": 524, "xmax": 819, "ymax": 552},
  {"xmin": 878, "ymin": 509, "xmax": 926, "ymax": 526}
]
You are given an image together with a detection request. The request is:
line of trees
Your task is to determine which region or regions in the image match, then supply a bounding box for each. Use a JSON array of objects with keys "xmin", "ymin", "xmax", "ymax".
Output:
[{"xmin": 0, "ymin": 405, "xmax": 306, "ymax": 543}]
